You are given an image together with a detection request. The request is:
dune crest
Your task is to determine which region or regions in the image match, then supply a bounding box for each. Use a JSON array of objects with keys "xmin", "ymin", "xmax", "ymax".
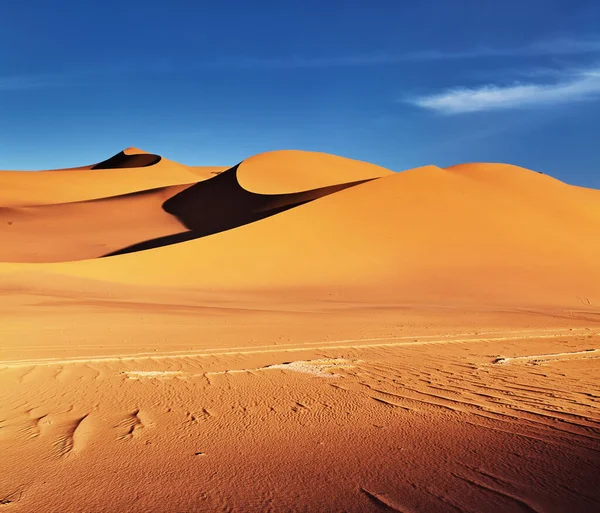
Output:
[
  {"xmin": 0, "ymin": 148, "xmax": 219, "ymax": 207},
  {"xmin": 91, "ymin": 149, "xmax": 162, "ymax": 170},
  {"xmin": 235, "ymin": 149, "xmax": 393, "ymax": 194}
]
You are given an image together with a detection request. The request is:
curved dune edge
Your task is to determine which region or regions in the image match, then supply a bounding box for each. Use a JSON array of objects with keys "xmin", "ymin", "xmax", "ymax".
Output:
[
  {"xmin": 123, "ymin": 146, "xmax": 150, "ymax": 155},
  {"xmin": 236, "ymin": 150, "xmax": 393, "ymax": 194},
  {"xmin": 91, "ymin": 149, "xmax": 162, "ymax": 169},
  {"xmin": 0, "ymin": 160, "xmax": 375, "ymax": 262},
  {"xmin": 0, "ymin": 149, "xmax": 396, "ymax": 261},
  {"xmin": 105, "ymin": 164, "xmax": 375, "ymax": 258},
  {"xmin": 10, "ymin": 162, "xmax": 595, "ymax": 308}
]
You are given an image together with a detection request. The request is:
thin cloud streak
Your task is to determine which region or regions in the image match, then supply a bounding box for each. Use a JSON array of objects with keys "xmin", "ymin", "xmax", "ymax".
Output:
[
  {"xmin": 206, "ymin": 37, "xmax": 600, "ymax": 69},
  {"xmin": 0, "ymin": 74, "xmax": 69, "ymax": 91},
  {"xmin": 409, "ymin": 68, "xmax": 600, "ymax": 114},
  {"xmin": 2, "ymin": 37, "xmax": 600, "ymax": 91}
]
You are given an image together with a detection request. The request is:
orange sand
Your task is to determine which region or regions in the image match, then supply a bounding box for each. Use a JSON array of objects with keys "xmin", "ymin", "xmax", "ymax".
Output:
[{"xmin": 0, "ymin": 148, "xmax": 598, "ymax": 512}]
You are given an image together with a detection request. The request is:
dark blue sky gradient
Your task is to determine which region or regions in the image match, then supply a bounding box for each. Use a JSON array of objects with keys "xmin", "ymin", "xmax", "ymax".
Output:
[{"xmin": 1, "ymin": 1, "xmax": 599, "ymax": 187}]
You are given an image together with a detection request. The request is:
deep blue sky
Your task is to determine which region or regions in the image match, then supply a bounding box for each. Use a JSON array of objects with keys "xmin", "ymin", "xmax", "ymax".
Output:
[{"xmin": 1, "ymin": 1, "xmax": 599, "ymax": 187}]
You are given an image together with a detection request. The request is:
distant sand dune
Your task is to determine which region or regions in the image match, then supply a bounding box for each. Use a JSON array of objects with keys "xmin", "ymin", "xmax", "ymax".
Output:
[
  {"xmin": 0, "ymin": 147, "xmax": 222, "ymax": 207},
  {"xmin": 91, "ymin": 149, "xmax": 162, "ymax": 169}
]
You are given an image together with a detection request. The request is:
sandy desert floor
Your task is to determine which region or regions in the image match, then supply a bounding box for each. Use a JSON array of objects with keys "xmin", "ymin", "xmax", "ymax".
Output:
[{"xmin": 1, "ymin": 148, "xmax": 599, "ymax": 512}]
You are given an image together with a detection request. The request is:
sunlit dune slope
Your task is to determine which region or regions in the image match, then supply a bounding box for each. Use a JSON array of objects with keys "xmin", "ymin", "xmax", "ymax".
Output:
[
  {"xmin": 0, "ymin": 185, "xmax": 188, "ymax": 263},
  {"xmin": 0, "ymin": 148, "xmax": 217, "ymax": 207},
  {"xmin": 0, "ymin": 151, "xmax": 377, "ymax": 262},
  {"xmin": 37, "ymin": 162, "xmax": 600, "ymax": 307},
  {"xmin": 449, "ymin": 162, "xmax": 600, "ymax": 215}
]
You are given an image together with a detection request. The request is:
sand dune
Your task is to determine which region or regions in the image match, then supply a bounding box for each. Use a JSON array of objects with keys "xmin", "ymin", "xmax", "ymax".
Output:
[
  {"xmin": 1, "ymin": 148, "xmax": 599, "ymax": 513},
  {"xmin": 2, "ymin": 151, "xmax": 599, "ymax": 304},
  {"xmin": 0, "ymin": 153, "xmax": 375, "ymax": 262},
  {"xmin": 25, "ymin": 159, "xmax": 598, "ymax": 308},
  {"xmin": 0, "ymin": 147, "xmax": 225, "ymax": 207}
]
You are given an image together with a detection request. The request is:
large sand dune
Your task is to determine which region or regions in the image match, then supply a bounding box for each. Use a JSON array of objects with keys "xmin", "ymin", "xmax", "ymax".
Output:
[
  {"xmin": 0, "ymin": 151, "xmax": 377, "ymax": 262},
  {"xmin": 3, "ymin": 154, "xmax": 596, "ymax": 306},
  {"xmin": 1, "ymin": 148, "xmax": 598, "ymax": 512}
]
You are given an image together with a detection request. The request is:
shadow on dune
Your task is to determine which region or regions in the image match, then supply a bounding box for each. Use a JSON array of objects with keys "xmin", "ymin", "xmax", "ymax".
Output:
[
  {"xmin": 104, "ymin": 164, "xmax": 372, "ymax": 257},
  {"xmin": 92, "ymin": 151, "xmax": 162, "ymax": 170}
]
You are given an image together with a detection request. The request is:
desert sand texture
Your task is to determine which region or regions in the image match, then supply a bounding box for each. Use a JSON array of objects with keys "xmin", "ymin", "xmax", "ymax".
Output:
[{"xmin": 0, "ymin": 147, "xmax": 599, "ymax": 512}]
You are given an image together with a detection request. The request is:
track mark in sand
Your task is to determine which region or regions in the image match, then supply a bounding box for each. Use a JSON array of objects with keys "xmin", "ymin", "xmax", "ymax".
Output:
[
  {"xmin": 124, "ymin": 370, "xmax": 183, "ymax": 380},
  {"xmin": 0, "ymin": 489, "xmax": 23, "ymax": 506},
  {"xmin": 264, "ymin": 358, "xmax": 354, "ymax": 377},
  {"xmin": 494, "ymin": 349, "xmax": 599, "ymax": 365},
  {"xmin": 7, "ymin": 411, "xmax": 94, "ymax": 456},
  {"xmin": 52, "ymin": 414, "xmax": 91, "ymax": 457},
  {"xmin": 204, "ymin": 358, "xmax": 355, "ymax": 378},
  {"xmin": 185, "ymin": 409, "xmax": 212, "ymax": 424},
  {"xmin": 18, "ymin": 366, "xmax": 37, "ymax": 384},
  {"xmin": 370, "ymin": 396, "xmax": 414, "ymax": 411},
  {"xmin": 2, "ymin": 328, "xmax": 595, "ymax": 368},
  {"xmin": 71, "ymin": 415, "xmax": 94, "ymax": 454},
  {"xmin": 116, "ymin": 410, "xmax": 150, "ymax": 440},
  {"xmin": 360, "ymin": 488, "xmax": 409, "ymax": 512},
  {"xmin": 453, "ymin": 472, "xmax": 540, "ymax": 512},
  {"xmin": 15, "ymin": 411, "xmax": 48, "ymax": 441}
]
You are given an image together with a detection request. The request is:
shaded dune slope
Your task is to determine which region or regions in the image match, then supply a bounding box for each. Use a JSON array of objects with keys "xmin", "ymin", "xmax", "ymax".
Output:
[
  {"xmin": 49, "ymin": 163, "xmax": 600, "ymax": 307},
  {"xmin": 91, "ymin": 150, "xmax": 162, "ymax": 169},
  {"xmin": 106, "ymin": 164, "xmax": 373, "ymax": 256}
]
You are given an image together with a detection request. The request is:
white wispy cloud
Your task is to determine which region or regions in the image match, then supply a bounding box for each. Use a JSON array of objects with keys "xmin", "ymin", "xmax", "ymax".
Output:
[{"xmin": 409, "ymin": 67, "xmax": 600, "ymax": 114}]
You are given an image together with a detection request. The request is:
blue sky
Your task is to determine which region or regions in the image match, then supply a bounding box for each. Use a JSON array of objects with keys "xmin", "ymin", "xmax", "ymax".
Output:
[{"xmin": 1, "ymin": 1, "xmax": 599, "ymax": 187}]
